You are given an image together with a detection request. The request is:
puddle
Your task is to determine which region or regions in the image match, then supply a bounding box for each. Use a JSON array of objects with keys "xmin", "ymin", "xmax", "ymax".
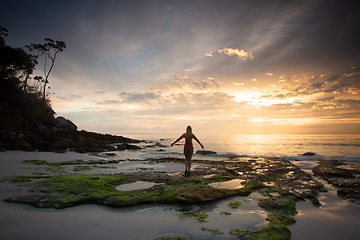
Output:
[
  {"xmin": 249, "ymin": 192, "xmax": 266, "ymax": 199},
  {"xmin": 203, "ymin": 174, "xmax": 216, "ymax": 179},
  {"xmin": 208, "ymin": 179, "xmax": 245, "ymax": 189},
  {"xmin": 263, "ymin": 182, "xmax": 275, "ymax": 187},
  {"xmin": 116, "ymin": 181, "xmax": 157, "ymax": 191},
  {"xmin": 269, "ymin": 192, "xmax": 280, "ymax": 197}
]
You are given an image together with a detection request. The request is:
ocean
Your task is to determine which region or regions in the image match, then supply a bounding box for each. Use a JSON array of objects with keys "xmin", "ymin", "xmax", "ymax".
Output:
[{"xmin": 113, "ymin": 134, "xmax": 360, "ymax": 163}]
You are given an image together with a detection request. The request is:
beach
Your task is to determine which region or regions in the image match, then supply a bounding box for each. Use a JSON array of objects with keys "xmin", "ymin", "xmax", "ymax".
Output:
[
  {"xmin": 2, "ymin": 0, "xmax": 360, "ymax": 238},
  {"xmin": 1, "ymin": 146, "xmax": 360, "ymax": 240}
]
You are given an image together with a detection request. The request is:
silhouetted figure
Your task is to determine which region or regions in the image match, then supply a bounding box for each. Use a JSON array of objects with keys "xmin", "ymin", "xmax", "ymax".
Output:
[{"xmin": 171, "ymin": 126, "xmax": 204, "ymax": 175}]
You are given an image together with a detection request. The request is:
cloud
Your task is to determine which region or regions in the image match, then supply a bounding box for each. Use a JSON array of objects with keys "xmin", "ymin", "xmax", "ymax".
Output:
[
  {"xmin": 55, "ymin": 94, "xmax": 82, "ymax": 101},
  {"xmin": 153, "ymin": 76, "xmax": 220, "ymax": 92},
  {"xmin": 4, "ymin": 0, "xmax": 359, "ymax": 134},
  {"xmin": 323, "ymin": 72, "xmax": 360, "ymax": 94},
  {"xmin": 94, "ymin": 99, "xmax": 120, "ymax": 105},
  {"xmin": 206, "ymin": 48, "xmax": 254, "ymax": 60},
  {"xmin": 118, "ymin": 91, "xmax": 162, "ymax": 104},
  {"xmin": 112, "ymin": 90, "xmax": 241, "ymax": 116},
  {"xmin": 274, "ymin": 70, "xmax": 360, "ymax": 97},
  {"xmin": 260, "ymin": 92, "xmax": 297, "ymax": 99},
  {"xmin": 317, "ymin": 96, "xmax": 335, "ymax": 102}
]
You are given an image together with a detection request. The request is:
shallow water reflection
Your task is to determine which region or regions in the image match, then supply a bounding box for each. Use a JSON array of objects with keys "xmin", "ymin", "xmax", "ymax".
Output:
[
  {"xmin": 116, "ymin": 181, "xmax": 157, "ymax": 191},
  {"xmin": 208, "ymin": 179, "xmax": 245, "ymax": 189}
]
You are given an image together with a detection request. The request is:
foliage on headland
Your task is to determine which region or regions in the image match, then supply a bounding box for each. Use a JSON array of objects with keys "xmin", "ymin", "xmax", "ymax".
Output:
[{"xmin": 0, "ymin": 27, "xmax": 139, "ymax": 152}]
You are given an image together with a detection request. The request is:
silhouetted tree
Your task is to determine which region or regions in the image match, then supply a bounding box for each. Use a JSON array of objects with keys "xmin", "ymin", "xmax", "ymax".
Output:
[
  {"xmin": 26, "ymin": 38, "xmax": 66, "ymax": 100},
  {"xmin": 0, "ymin": 27, "xmax": 36, "ymax": 85},
  {"xmin": 0, "ymin": 26, "xmax": 8, "ymax": 46},
  {"xmin": 0, "ymin": 27, "xmax": 55, "ymax": 134}
]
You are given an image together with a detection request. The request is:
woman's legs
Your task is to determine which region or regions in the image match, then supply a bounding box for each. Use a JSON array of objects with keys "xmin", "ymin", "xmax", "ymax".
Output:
[
  {"xmin": 184, "ymin": 148, "xmax": 193, "ymax": 173},
  {"xmin": 185, "ymin": 154, "xmax": 192, "ymax": 172}
]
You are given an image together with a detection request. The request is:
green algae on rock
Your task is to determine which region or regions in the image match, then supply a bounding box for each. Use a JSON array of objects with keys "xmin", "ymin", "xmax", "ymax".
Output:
[
  {"xmin": 229, "ymin": 213, "xmax": 296, "ymax": 240},
  {"xmin": 4, "ymin": 170, "xmax": 250, "ymax": 208},
  {"xmin": 227, "ymin": 199, "xmax": 243, "ymax": 208},
  {"xmin": 73, "ymin": 165, "xmax": 117, "ymax": 171},
  {"xmin": 219, "ymin": 211, "xmax": 232, "ymax": 215},
  {"xmin": 258, "ymin": 197, "xmax": 297, "ymax": 216},
  {"xmin": 228, "ymin": 194, "xmax": 297, "ymax": 240},
  {"xmin": 201, "ymin": 227, "xmax": 224, "ymax": 234},
  {"xmin": 4, "ymin": 174, "xmax": 137, "ymax": 208},
  {"xmin": 4, "ymin": 157, "xmax": 345, "ymax": 240},
  {"xmin": 252, "ymin": 213, "xmax": 295, "ymax": 240},
  {"xmin": 176, "ymin": 205, "xmax": 209, "ymax": 223},
  {"xmin": 228, "ymin": 192, "xmax": 297, "ymax": 239},
  {"xmin": 22, "ymin": 159, "xmax": 119, "ymax": 173},
  {"xmin": 7, "ymin": 175, "xmax": 51, "ymax": 183},
  {"xmin": 4, "ymin": 154, "xmax": 327, "ymax": 237},
  {"xmin": 229, "ymin": 229, "xmax": 250, "ymax": 237}
]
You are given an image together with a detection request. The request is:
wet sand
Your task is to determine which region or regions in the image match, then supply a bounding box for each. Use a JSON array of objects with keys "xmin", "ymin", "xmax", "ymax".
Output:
[{"xmin": 1, "ymin": 151, "xmax": 360, "ymax": 239}]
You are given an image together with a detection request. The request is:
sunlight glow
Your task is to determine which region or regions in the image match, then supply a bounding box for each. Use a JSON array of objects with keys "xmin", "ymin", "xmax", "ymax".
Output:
[{"xmin": 249, "ymin": 118, "xmax": 291, "ymax": 125}]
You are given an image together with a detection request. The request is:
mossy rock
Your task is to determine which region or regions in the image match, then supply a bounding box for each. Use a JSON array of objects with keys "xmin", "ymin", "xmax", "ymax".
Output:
[
  {"xmin": 229, "ymin": 213, "xmax": 296, "ymax": 240},
  {"xmin": 227, "ymin": 200, "xmax": 243, "ymax": 208},
  {"xmin": 258, "ymin": 197, "xmax": 297, "ymax": 215}
]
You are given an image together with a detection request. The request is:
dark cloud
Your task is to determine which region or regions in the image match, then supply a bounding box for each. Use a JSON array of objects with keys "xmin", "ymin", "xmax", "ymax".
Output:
[
  {"xmin": 256, "ymin": 97, "xmax": 360, "ymax": 122},
  {"xmin": 119, "ymin": 91, "xmax": 162, "ymax": 103},
  {"xmin": 260, "ymin": 92, "xmax": 297, "ymax": 99},
  {"xmin": 154, "ymin": 76, "xmax": 220, "ymax": 92},
  {"xmin": 2, "ymin": 1, "xmax": 359, "ymax": 86},
  {"xmin": 317, "ymin": 96, "xmax": 335, "ymax": 102},
  {"xmin": 254, "ymin": 1, "xmax": 360, "ymax": 70},
  {"xmin": 271, "ymin": 69, "xmax": 360, "ymax": 98},
  {"xmin": 94, "ymin": 99, "xmax": 120, "ymax": 105},
  {"xmin": 308, "ymin": 72, "xmax": 360, "ymax": 94},
  {"xmin": 115, "ymin": 90, "xmax": 239, "ymax": 117}
]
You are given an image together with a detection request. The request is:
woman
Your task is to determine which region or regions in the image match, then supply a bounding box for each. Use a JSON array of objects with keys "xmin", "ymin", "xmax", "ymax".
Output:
[{"xmin": 171, "ymin": 126, "xmax": 204, "ymax": 174}]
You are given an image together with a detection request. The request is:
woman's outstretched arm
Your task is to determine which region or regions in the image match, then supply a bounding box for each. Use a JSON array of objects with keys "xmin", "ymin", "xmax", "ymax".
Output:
[
  {"xmin": 171, "ymin": 133, "xmax": 185, "ymax": 146},
  {"xmin": 193, "ymin": 134, "xmax": 204, "ymax": 149}
]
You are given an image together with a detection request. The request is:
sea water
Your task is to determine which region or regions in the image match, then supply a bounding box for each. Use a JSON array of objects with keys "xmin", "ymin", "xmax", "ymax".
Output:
[{"xmin": 110, "ymin": 134, "xmax": 360, "ymax": 162}]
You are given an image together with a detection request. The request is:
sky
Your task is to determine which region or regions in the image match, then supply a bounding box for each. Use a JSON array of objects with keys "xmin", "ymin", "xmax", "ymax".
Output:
[{"xmin": 1, "ymin": 0, "xmax": 360, "ymax": 137}]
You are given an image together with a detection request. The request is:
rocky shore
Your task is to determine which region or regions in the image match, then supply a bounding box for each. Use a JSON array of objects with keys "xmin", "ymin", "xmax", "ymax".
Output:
[
  {"xmin": 313, "ymin": 160, "xmax": 360, "ymax": 204},
  {"xmin": 0, "ymin": 116, "xmax": 142, "ymax": 153},
  {"xmin": 3, "ymin": 153, "xmax": 359, "ymax": 240}
]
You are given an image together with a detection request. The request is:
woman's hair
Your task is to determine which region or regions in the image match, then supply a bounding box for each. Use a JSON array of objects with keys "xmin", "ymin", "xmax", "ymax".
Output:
[{"xmin": 185, "ymin": 126, "xmax": 192, "ymax": 138}]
